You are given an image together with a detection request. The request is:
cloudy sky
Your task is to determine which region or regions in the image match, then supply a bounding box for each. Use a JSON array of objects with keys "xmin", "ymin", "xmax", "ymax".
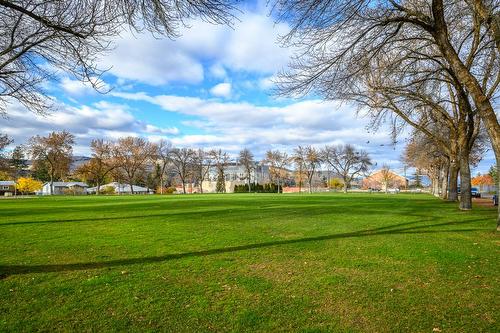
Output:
[{"xmin": 0, "ymin": 1, "xmax": 495, "ymax": 174}]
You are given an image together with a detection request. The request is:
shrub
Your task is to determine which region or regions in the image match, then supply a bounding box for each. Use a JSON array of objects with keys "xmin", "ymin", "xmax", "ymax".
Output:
[
  {"xmin": 62, "ymin": 187, "xmax": 87, "ymax": 195},
  {"xmin": 328, "ymin": 178, "xmax": 344, "ymax": 191},
  {"xmin": 99, "ymin": 186, "xmax": 115, "ymax": 195},
  {"xmin": 233, "ymin": 183, "xmax": 281, "ymax": 193},
  {"xmin": 165, "ymin": 187, "xmax": 176, "ymax": 194}
]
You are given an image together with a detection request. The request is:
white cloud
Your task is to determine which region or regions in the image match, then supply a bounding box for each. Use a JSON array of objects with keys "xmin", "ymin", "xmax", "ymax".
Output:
[
  {"xmin": 60, "ymin": 77, "xmax": 110, "ymax": 97},
  {"xmin": 112, "ymin": 91, "xmax": 398, "ymax": 160},
  {"xmin": 97, "ymin": 9, "xmax": 292, "ymax": 86},
  {"xmin": 144, "ymin": 124, "xmax": 180, "ymax": 135},
  {"xmin": 221, "ymin": 13, "xmax": 291, "ymax": 73},
  {"xmin": 210, "ymin": 83, "xmax": 232, "ymax": 98},
  {"xmin": 100, "ymin": 31, "xmax": 204, "ymax": 86},
  {"xmin": 0, "ymin": 100, "xmax": 181, "ymax": 154},
  {"xmin": 258, "ymin": 76, "xmax": 275, "ymax": 90},
  {"xmin": 209, "ymin": 64, "xmax": 228, "ymax": 79}
]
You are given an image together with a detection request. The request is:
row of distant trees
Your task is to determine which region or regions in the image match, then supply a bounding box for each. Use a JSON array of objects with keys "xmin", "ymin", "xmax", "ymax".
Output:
[
  {"xmin": 0, "ymin": 131, "xmax": 377, "ymax": 195},
  {"xmin": 2, "ymin": 131, "xmax": 496, "ymax": 198}
]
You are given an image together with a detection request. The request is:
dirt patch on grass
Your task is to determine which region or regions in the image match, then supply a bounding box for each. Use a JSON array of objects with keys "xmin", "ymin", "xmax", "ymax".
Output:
[{"xmin": 473, "ymin": 198, "xmax": 496, "ymax": 207}]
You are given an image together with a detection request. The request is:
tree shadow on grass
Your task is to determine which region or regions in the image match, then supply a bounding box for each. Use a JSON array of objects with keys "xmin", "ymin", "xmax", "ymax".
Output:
[
  {"xmin": 0, "ymin": 218, "xmax": 489, "ymax": 278},
  {"xmin": 0, "ymin": 203, "xmax": 446, "ymax": 228}
]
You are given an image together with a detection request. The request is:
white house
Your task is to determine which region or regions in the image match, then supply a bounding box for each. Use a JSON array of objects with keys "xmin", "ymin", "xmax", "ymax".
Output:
[
  {"xmin": 87, "ymin": 182, "xmax": 153, "ymax": 194},
  {"xmin": 41, "ymin": 182, "xmax": 88, "ymax": 195}
]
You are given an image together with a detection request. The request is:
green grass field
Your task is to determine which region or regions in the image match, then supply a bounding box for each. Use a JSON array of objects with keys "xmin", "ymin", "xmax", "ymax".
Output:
[{"xmin": 0, "ymin": 193, "xmax": 498, "ymax": 332}]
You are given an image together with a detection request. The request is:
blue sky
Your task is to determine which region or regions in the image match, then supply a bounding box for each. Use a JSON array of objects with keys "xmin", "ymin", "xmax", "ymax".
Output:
[{"xmin": 0, "ymin": 2, "xmax": 496, "ymax": 175}]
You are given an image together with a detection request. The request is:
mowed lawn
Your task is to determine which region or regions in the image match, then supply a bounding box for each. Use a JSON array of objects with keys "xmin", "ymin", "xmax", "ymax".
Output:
[{"xmin": 0, "ymin": 193, "xmax": 498, "ymax": 332}]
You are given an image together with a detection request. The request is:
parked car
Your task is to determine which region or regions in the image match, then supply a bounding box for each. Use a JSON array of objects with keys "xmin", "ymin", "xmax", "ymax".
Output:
[{"xmin": 457, "ymin": 186, "xmax": 481, "ymax": 198}]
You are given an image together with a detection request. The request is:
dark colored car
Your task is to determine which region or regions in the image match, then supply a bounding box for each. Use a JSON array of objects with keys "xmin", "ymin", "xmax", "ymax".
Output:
[{"xmin": 457, "ymin": 186, "xmax": 481, "ymax": 198}]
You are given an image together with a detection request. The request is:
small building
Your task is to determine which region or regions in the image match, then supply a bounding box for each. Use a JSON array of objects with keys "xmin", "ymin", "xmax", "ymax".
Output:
[
  {"xmin": 362, "ymin": 170, "xmax": 408, "ymax": 191},
  {"xmin": 0, "ymin": 181, "xmax": 16, "ymax": 196},
  {"xmin": 41, "ymin": 182, "xmax": 88, "ymax": 195},
  {"xmin": 87, "ymin": 182, "xmax": 153, "ymax": 195}
]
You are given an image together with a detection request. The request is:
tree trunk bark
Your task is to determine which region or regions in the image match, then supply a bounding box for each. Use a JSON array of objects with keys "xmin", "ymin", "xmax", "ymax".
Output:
[
  {"xmin": 130, "ymin": 181, "xmax": 134, "ymax": 195},
  {"xmin": 96, "ymin": 181, "xmax": 101, "ymax": 195},
  {"xmin": 440, "ymin": 165, "xmax": 449, "ymax": 200},
  {"xmin": 430, "ymin": 175, "xmax": 438, "ymax": 196},
  {"xmin": 459, "ymin": 154, "xmax": 472, "ymax": 210},
  {"xmin": 495, "ymin": 154, "xmax": 500, "ymax": 231},
  {"xmin": 448, "ymin": 162, "xmax": 459, "ymax": 201},
  {"xmin": 433, "ymin": 21, "xmax": 500, "ymax": 219}
]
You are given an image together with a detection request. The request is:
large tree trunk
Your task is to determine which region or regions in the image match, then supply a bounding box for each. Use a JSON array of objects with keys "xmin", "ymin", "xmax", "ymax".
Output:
[
  {"xmin": 182, "ymin": 181, "xmax": 186, "ymax": 194},
  {"xmin": 459, "ymin": 154, "xmax": 472, "ymax": 210},
  {"xmin": 430, "ymin": 175, "xmax": 438, "ymax": 197},
  {"xmin": 129, "ymin": 181, "xmax": 135, "ymax": 195},
  {"xmin": 96, "ymin": 181, "xmax": 101, "ymax": 195},
  {"xmin": 160, "ymin": 175, "xmax": 164, "ymax": 194},
  {"xmin": 448, "ymin": 162, "xmax": 459, "ymax": 201},
  {"xmin": 495, "ymin": 154, "xmax": 500, "ymax": 231},
  {"xmin": 440, "ymin": 165, "xmax": 449, "ymax": 200},
  {"xmin": 433, "ymin": 13, "xmax": 500, "ymax": 222}
]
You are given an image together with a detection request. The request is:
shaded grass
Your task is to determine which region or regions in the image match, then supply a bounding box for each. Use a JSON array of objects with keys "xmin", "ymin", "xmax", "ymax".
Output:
[{"xmin": 0, "ymin": 193, "xmax": 498, "ymax": 332}]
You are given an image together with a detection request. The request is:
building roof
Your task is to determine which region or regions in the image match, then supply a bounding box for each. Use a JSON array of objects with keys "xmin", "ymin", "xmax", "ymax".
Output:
[
  {"xmin": 0, "ymin": 181, "xmax": 15, "ymax": 186},
  {"xmin": 44, "ymin": 182, "xmax": 88, "ymax": 187},
  {"xmin": 87, "ymin": 182, "xmax": 151, "ymax": 192}
]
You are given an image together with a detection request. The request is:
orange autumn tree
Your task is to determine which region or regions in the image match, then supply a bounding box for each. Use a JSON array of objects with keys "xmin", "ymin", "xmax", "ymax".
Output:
[{"xmin": 471, "ymin": 174, "xmax": 494, "ymax": 192}]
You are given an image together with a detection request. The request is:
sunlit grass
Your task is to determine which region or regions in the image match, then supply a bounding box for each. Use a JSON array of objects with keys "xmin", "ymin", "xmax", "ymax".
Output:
[{"xmin": 0, "ymin": 193, "xmax": 498, "ymax": 332}]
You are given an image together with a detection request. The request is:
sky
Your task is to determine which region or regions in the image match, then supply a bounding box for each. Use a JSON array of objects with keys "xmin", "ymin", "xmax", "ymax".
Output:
[{"xmin": 0, "ymin": 1, "xmax": 496, "ymax": 175}]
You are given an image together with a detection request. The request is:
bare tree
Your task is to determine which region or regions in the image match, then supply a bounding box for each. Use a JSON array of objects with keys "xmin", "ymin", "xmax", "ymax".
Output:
[
  {"xmin": 169, "ymin": 147, "xmax": 196, "ymax": 194},
  {"xmin": 155, "ymin": 139, "xmax": 173, "ymax": 194},
  {"xmin": 379, "ymin": 165, "xmax": 396, "ymax": 194},
  {"xmin": 113, "ymin": 137, "xmax": 155, "ymax": 194},
  {"xmin": 272, "ymin": 0, "xmax": 500, "ymax": 228},
  {"xmin": 298, "ymin": 146, "xmax": 322, "ymax": 193},
  {"xmin": 292, "ymin": 146, "xmax": 306, "ymax": 193},
  {"xmin": 76, "ymin": 139, "xmax": 115, "ymax": 194},
  {"xmin": 322, "ymin": 144, "xmax": 372, "ymax": 193},
  {"xmin": 28, "ymin": 131, "xmax": 74, "ymax": 194},
  {"xmin": 191, "ymin": 148, "xmax": 212, "ymax": 193},
  {"xmin": 0, "ymin": 0, "xmax": 236, "ymax": 115},
  {"xmin": 209, "ymin": 149, "xmax": 230, "ymax": 193},
  {"xmin": 265, "ymin": 150, "xmax": 289, "ymax": 193},
  {"xmin": 238, "ymin": 148, "xmax": 255, "ymax": 192}
]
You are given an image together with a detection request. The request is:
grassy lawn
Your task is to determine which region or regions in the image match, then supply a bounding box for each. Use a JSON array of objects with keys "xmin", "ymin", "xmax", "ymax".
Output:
[{"xmin": 0, "ymin": 193, "xmax": 498, "ymax": 332}]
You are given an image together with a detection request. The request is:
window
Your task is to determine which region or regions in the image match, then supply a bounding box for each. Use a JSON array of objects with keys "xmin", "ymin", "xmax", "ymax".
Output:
[{"xmin": 2, "ymin": 186, "xmax": 9, "ymax": 190}]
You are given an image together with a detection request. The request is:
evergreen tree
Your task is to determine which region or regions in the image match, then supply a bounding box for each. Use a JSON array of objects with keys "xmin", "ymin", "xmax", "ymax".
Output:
[
  {"xmin": 9, "ymin": 145, "xmax": 27, "ymax": 179},
  {"xmin": 216, "ymin": 170, "xmax": 226, "ymax": 193},
  {"xmin": 414, "ymin": 169, "xmax": 422, "ymax": 188},
  {"xmin": 489, "ymin": 165, "xmax": 498, "ymax": 185}
]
